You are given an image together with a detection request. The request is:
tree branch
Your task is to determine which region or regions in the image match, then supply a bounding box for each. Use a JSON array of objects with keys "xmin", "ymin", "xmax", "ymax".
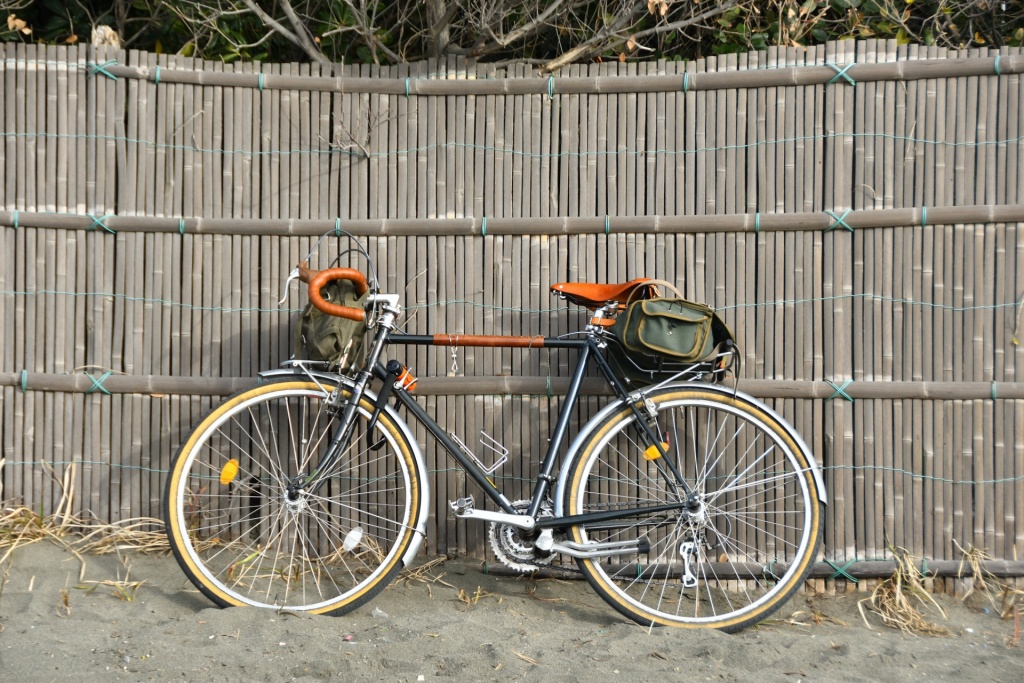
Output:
[
  {"xmin": 239, "ymin": 0, "xmax": 329, "ymax": 64},
  {"xmin": 542, "ymin": 0, "xmax": 740, "ymax": 72}
]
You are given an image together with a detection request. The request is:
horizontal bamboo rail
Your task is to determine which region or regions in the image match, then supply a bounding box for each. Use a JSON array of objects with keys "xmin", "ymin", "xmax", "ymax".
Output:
[
  {"xmin": 2, "ymin": 204, "xmax": 1023, "ymax": 236},
  {"xmin": 485, "ymin": 559, "xmax": 1024, "ymax": 581},
  {"xmin": 65, "ymin": 53, "xmax": 1024, "ymax": 95},
  {"xmin": 2, "ymin": 372, "xmax": 1021, "ymax": 400}
]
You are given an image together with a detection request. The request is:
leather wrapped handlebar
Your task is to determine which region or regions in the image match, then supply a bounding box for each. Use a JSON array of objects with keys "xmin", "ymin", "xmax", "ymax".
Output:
[{"xmin": 306, "ymin": 267, "xmax": 368, "ymax": 322}]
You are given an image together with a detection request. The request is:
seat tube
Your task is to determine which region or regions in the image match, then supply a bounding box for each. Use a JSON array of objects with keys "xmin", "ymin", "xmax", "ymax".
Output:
[{"xmin": 527, "ymin": 342, "xmax": 592, "ymax": 518}]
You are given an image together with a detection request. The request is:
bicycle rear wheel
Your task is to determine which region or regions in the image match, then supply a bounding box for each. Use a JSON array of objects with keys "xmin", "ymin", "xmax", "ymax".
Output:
[
  {"xmin": 564, "ymin": 386, "xmax": 822, "ymax": 631},
  {"xmin": 164, "ymin": 380, "xmax": 422, "ymax": 614}
]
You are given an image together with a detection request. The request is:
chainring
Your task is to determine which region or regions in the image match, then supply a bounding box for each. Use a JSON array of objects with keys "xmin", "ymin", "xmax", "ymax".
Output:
[{"xmin": 488, "ymin": 499, "xmax": 555, "ymax": 573}]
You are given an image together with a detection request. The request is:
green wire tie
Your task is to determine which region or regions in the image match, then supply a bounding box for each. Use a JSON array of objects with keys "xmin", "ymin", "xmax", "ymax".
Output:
[
  {"xmin": 920, "ymin": 206, "xmax": 928, "ymax": 227},
  {"xmin": 85, "ymin": 370, "xmax": 113, "ymax": 395},
  {"xmin": 86, "ymin": 214, "xmax": 116, "ymax": 235},
  {"xmin": 994, "ymin": 55, "xmax": 1001, "ymax": 76},
  {"xmin": 825, "ymin": 379, "xmax": 854, "ymax": 402},
  {"xmin": 154, "ymin": 65, "xmax": 160, "ymax": 84},
  {"xmin": 12, "ymin": 210, "xmax": 18, "ymax": 229},
  {"xmin": 763, "ymin": 560, "xmax": 781, "ymax": 581},
  {"xmin": 604, "ymin": 215, "xmax": 610, "ymax": 235},
  {"xmin": 636, "ymin": 562, "xmax": 643, "ymax": 579},
  {"xmin": 257, "ymin": 73, "xmax": 265, "ymax": 91},
  {"xmin": 991, "ymin": 382, "xmax": 998, "ymax": 400},
  {"xmin": 178, "ymin": 218, "xmax": 185, "ymax": 235},
  {"xmin": 682, "ymin": 72, "xmax": 690, "ymax": 93},
  {"xmin": 545, "ymin": 373, "xmax": 552, "ymax": 399},
  {"xmin": 826, "ymin": 62, "xmax": 856, "ymax": 86},
  {"xmin": 824, "ymin": 209, "xmax": 853, "ymax": 232},
  {"xmin": 480, "ymin": 216, "xmax": 487, "ymax": 236},
  {"xmin": 335, "ymin": 217, "xmax": 342, "ymax": 237},
  {"xmin": 404, "ymin": 77, "xmax": 410, "ymax": 97},
  {"xmin": 754, "ymin": 212, "xmax": 761, "ymax": 233},
  {"xmin": 824, "ymin": 557, "xmax": 859, "ymax": 583},
  {"xmin": 87, "ymin": 60, "xmax": 118, "ymax": 80},
  {"xmin": 20, "ymin": 369, "xmax": 28, "ymax": 393},
  {"xmin": 547, "ymin": 75, "xmax": 555, "ymax": 99}
]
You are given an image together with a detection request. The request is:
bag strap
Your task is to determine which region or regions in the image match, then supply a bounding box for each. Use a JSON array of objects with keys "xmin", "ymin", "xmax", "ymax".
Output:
[{"xmin": 638, "ymin": 278, "xmax": 686, "ymax": 301}]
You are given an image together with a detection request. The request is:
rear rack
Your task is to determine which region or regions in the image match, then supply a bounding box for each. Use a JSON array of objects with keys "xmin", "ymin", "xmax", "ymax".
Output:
[{"xmin": 602, "ymin": 336, "xmax": 738, "ymax": 387}]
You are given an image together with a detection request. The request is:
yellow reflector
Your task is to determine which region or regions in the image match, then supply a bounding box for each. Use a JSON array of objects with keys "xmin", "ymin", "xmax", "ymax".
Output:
[
  {"xmin": 219, "ymin": 458, "xmax": 240, "ymax": 485},
  {"xmin": 643, "ymin": 442, "xmax": 669, "ymax": 461}
]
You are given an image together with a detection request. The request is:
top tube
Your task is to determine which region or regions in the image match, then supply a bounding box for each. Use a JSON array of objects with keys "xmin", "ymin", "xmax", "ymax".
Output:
[{"xmin": 390, "ymin": 332, "xmax": 587, "ymax": 349}]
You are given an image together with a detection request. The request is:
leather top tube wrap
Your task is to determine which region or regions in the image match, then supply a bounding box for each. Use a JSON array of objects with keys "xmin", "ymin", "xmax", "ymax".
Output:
[{"xmin": 307, "ymin": 268, "xmax": 368, "ymax": 322}]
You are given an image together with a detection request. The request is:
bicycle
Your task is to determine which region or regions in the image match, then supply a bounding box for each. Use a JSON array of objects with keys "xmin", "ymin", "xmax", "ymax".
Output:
[{"xmin": 163, "ymin": 243, "xmax": 826, "ymax": 632}]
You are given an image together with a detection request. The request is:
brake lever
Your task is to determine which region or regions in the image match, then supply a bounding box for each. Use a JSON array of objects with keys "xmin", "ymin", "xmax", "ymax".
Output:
[{"xmin": 278, "ymin": 267, "xmax": 300, "ymax": 305}]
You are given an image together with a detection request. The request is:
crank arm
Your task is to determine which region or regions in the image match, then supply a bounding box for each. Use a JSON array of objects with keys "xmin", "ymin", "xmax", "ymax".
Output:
[{"xmin": 539, "ymin": 535, "xmax": 651, "ymax": 559}]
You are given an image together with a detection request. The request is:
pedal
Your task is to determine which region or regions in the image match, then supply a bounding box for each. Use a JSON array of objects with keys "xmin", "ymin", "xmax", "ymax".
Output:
[{"xmin": 449, "ymin": 496, "xmax": 475, "ymax": 515}]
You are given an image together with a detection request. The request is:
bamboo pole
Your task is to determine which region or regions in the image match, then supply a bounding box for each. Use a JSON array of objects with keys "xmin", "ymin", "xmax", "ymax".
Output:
[
  {"xmin": 5, "ymin": 203, "xmax": 1020, "ymax": 236},
  {"xmin": 88, "ymin": 52, "xmax": 1024, "ymax": 95},
  {"xmin": 2, "ymin": 372, "xmax": 1022, "ymax": 400},
  {"xmin": 484, "ymin": 559, "xmax": 1024, "ymax": 581}
]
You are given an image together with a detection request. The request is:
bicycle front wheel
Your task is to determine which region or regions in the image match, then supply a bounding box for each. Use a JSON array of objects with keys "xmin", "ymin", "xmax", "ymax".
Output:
[
  {"xmin": 565, "ymin": 386, "xmax": 822, "ymax": 631},
  {"xmin": 164, "ymin": 380, "xmax": 422, "ymax": 614}
]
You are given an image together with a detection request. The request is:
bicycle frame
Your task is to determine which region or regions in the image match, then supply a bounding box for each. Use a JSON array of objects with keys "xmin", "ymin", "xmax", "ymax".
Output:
[
  {"xmin": 390, "ymin": 333, "xmax": 699, "ymax": 525},
  {"xmin": 273, "ymin": 302, "xmax": 705, "ymax": 539}
]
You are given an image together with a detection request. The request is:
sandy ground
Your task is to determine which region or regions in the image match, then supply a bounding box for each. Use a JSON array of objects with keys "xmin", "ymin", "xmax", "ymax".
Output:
[{"xmin": 1, "ymin": 541, "xmax": 1022, "ymax": 683}]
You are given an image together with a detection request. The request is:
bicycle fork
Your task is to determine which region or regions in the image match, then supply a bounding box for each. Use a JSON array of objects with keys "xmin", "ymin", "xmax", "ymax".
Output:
[{"xmin": 287, "ymin": 295, "xmax": 402, "ymax": 501}]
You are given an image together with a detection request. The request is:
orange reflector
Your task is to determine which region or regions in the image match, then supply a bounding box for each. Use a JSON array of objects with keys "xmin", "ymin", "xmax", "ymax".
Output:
[
  {"xmin": 643, "ymin": 442, "xmax": 669, "ymax": 461},
  {"xmin": 396, "ymin": 367, "xmax": 417, "ymax": 392},
  {"xmin": 219, "ymin": 458, "xmax": 240, "ymax": 485}
]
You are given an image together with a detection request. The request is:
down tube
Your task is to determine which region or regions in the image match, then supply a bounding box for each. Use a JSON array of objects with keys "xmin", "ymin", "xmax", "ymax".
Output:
[{"xmin": 391, "ymin": 387, "xmax": 519, "ymax": 515}]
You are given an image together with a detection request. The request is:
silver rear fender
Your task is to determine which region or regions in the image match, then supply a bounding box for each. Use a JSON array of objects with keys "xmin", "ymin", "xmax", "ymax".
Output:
[{"xmin": 554, "ymin": 382, "xmax": 827, "ymax": 515}]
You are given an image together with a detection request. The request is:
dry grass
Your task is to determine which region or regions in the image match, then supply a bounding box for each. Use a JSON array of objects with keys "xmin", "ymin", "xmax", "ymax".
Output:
[
  {"xmin": 0, "ymin": 462, "xmax": 168, "ymax": 570},
  {"xmin": 858, "ymin": 547, "xmax": 950, "ymax": 636},
  {"xmin": 0, "ymin": 462, "xmax": 165, "ymax": 606},
  {"xmin": 954, "ymin": 541, "xmax": 1024, "ymax": 647},
  {"xmin": 396, "ymin": 556, "xmax": 453, "ymax": 588},
  {"xmin": 75, "ymin": 554, "xmax": 146, "ymax": 602},
  {"xmin": 458, "ymin": 585, "xmax": 500, "ymax": 606}
]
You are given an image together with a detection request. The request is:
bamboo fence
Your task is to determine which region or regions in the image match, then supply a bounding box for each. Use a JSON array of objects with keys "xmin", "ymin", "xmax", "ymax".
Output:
[{"xmin": 1, "ymin": 41, "xmax": 1022, "ymax": 585}]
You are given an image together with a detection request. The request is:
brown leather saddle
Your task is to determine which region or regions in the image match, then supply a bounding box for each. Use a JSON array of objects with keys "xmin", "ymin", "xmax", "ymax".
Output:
[{"xmin": 550, "ymin": 278, "xmax": 655, "ymax": 310}]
